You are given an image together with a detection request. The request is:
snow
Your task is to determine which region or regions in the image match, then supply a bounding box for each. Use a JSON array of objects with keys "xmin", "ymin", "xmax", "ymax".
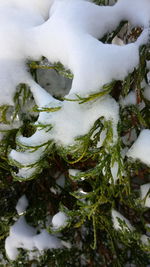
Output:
[
  {"xmin": 16, "ymin": 195, "xmax": 28, "ymax": 215},
  {"xmin": 0, "ymin": 0, "xmax": 53, "ymax": 19},
  {"xmin": 17, "ymin": 95, "xmax": 119, "ymax": 148},
  {"xmin": 1, "ymin": 0, "xmax": 150, "ymax": 260},
  {"xmin": 26, "ymin": 0, "xmax": 149, "ymax": 97},
  {"xmin": 0, "ymin": 0, "xmax": 149, "ymax": 159},
  {"xmin": 33, "ymin": 230, "xmax": 62, "ymax": 250},
  {"xmin": 9, "ymin": 147, "xmax": 45, "ymax": 166},
  {"xmin": 0, "ymin": 0, "xmax": 149, "ymax": 106},
  {"xmin": 111, "ymin": 209, "xmax": 134, "ymax": 231},
  {"xmin": 141, "ymin": 234, "xmax": 150, "ymax": 245},
  {"xmin": 5, "ymin": 196, "xmax": 64, "ymax": 261},
  {"xmin": 96, "ymin": 129, "xmax": 107, "ymax": 148},
  {"xmin": 50, "ymin": 96, "xmax": 119, "ymax": 145},
  {"xmin": 56, "ymin": 174, "xmax": 65, "ymax": 188},
  {"xmin": 5, "ymin": 216, "xmax": 63, "ymax": 260},
  {"xmin": 116, "ymin": 0, "xmax": 150, "ymax": 28},
  {"xmin": 112, "ymin": 36, "xmax": 124, "ymax": 46},
  {"xmin": 127, "ymin": 130, "xmax": 150, "ymax": 166},
  {"xmin": 0, "ymin": 5, "xmax": 43, "ymax": 105},
  {"xmin": 68, "ymin": 169, "xmax": 81, "ymax": 177},
  {"xmin": 110, "ymin": 162, "xmax": 119, "ymax": 183},
  {"xmin": 143, "ymin": 84, "xmax": 150, "ymax": 101},
  {"xmin": 14, "ymin": 167, "xmax": 38, "ymax": 180},
  {"xmin": 122, "ymin": 128, "xmax": 137, "ymax": 146},
  {"xmin": 17, "ymin": 130, "xmax": 53, "ymax": 148},
  {"xmin": 120, "ymin": 91, "xmax": 136, "ymax": 107},
  {"xmin": 140, "ymin": 183, "xmax": 150, "ymax": 208},
  {"xmin": 52, "ymin": 211, "xmax": 68, "ymax": 229}
]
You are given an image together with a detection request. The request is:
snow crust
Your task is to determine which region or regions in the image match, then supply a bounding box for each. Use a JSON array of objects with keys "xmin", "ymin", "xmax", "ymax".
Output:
[{"xmin": 127, "ymin": 130, "xmax": 150, "ymax": 166}]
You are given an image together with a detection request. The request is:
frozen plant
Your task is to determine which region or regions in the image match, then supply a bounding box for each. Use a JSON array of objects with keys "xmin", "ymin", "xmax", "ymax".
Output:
[{"xmin": 0, "ymin": 0, "xmax": 150, "ymax": 266}]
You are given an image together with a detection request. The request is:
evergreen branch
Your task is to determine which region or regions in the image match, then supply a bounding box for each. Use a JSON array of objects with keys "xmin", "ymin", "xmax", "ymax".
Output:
[{"xmin": 33, "ymin": 106, "xmax": 61, "ymax": 113}]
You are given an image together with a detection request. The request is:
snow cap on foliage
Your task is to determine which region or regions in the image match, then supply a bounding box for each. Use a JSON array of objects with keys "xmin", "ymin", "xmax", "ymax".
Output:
[
  {"xmin": 110, "ymin": 162, "xmax": 119, "ymax": 184},
  {"xmin": 116, "ymin": 0, "xmax": 150, "ymax": 28},
  {"xmin": 30, "ymin": 0, "xmax": 148, "ymax": 97},
  {"xmin": 5, "ymin": 194, "xmax": 64, "ymax": 261},
  {"xmin": 1, "ymin": 0, "xmax": 150, "ymax": 179},
  {"xmin": 120, "ymin": 91, "xmax": 136, "ymax": 107},
  {"xmin": 140, "ymin": 183, "xmax": 150, "ymax": 208},
  {"xmin": 111, "ymin": 209, "xmax": 134, "ymax": 231},
  {"xmin": 143, "ymin": 84, "xmax": 150, "ymax": 101},
  {"xmin": 0, "ymin": 0, "xmax": 149, "ymax": 105},
  {"xmin": 16, "ymin": 195, "xmax": 28, "ymax": 215},
  {"xmin": 16, "ymin": 95, "xmax": 119, "ymax": 148},
  {"xmin": 52, "ymin": 211, "xmax": 68, "ymax": 229},
  {"xmin": 5, "ymin": 216, "xmax": 63, "ymax": 260},
  {"xmin": 127, "ymin": 130, "xmax": 150, "ymax": 166},
  {"xmin": 33, "ymin": 229, "xmax": 62, "ymax": 250},
  {"xmin": 69, "ymin": 169, "xmax": 81, "ymax": 177},
  {"xmin": 141, "ymin": 234, "xmax": 150, "ymax": 245}
]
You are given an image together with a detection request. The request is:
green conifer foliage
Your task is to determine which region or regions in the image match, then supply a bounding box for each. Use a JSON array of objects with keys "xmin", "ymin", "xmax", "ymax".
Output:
[{"xmin": 0, "ymin": 1, "xmax": 150, "ymax": 266}]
